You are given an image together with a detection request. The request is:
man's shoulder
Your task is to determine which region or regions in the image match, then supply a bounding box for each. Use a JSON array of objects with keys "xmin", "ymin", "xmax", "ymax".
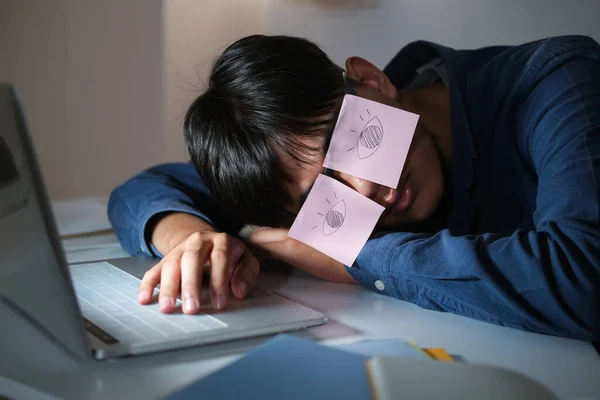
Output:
[
  {"xmin": 507, "ymin": 35, "xmax": 600, "ymax": 88},
  {"xmin": 384, "ymin": 35, "xmax": 599, "ymax": 89},
  {"xmin": 522, "ymin": 35, "xmax": 600, "ymax": 59}
]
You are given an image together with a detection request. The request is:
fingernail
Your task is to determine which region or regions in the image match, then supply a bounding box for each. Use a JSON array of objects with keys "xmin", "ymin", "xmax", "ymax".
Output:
[
  {"xmin": 159, "ymin": 296, "xmax": 174, "ymax": 311},
  {"xmin": 184, "ymin": 296, "xmax": 199, "ymax": 313},
  {"xmin": 138, "ymin": 291, "xmax": 150, "ymax": 303},
  {"xmin": 214, "ymin": 294, "xmax": 227, "ymax": 310},
  {"xmin": 239, "ymin": 281, "xmax": 249, "ymax": 297}
]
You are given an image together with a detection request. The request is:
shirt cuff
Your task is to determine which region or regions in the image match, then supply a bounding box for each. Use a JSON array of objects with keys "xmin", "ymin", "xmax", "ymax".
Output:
[
  {"xmin": 345, "ymin": 232, "xmax": 409, "ymax": 299},
  {"xmin": 138, "ymin": 201, "xmax": 214, "ymax": 257}
]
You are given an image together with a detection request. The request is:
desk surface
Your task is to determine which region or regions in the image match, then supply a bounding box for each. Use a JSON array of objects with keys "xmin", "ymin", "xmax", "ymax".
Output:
[{"xmin": 7, "ymin": 200, "xmax": 600, "ymax": 400}]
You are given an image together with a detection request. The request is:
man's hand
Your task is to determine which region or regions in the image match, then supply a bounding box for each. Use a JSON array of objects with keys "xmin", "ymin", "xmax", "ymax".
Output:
[
  {"xmin": 248, "ymin": 228, "xmax": 356, "ymax": 285},
  {"xmin": 138, "ymin": 213, "xmax": 259, "ymax": 314}
]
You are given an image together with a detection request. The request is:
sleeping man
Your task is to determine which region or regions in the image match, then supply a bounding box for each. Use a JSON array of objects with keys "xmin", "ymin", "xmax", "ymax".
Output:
[{"xmin": 108, "ymin": 34, "xmax": 600, "ymax": 341}]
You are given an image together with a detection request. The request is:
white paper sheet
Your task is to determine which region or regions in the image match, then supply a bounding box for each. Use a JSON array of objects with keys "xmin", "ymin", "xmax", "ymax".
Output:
[{"xmin": 51, "ymin": 198, "xmax": 112, "ymax": 237}]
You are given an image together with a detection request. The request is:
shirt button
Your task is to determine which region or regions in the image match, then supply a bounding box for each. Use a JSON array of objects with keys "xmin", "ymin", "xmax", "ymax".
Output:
[{"xmin": 374, "ymin": 280, "xmax": 385, "ymax": 291}]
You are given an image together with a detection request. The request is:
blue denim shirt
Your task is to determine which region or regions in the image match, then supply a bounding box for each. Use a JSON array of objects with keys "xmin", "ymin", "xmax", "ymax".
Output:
[{"xmin": 108, "ymin": 35, "xmax": 600, "ymax": 341}]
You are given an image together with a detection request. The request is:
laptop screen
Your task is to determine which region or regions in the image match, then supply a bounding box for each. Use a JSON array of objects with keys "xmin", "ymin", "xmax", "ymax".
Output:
[{"xmin": 0, "ymin": 85, "xmax": 91, "ymax": 362}]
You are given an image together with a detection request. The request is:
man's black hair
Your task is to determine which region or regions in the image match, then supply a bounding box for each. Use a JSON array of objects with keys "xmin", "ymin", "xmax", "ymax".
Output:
[{"xmin": 184, "ymin": 35, "xmax": 344, "ymax": 227}]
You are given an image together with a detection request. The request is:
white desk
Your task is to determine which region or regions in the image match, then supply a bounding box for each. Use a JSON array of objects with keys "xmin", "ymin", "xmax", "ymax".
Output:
[{"xmin": 6, "ymin": 201, "xmax": 600, "ymax": 400}]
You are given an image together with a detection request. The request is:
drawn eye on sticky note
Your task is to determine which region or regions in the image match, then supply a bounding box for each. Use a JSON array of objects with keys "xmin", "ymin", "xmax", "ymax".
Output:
[
  {"xmin": 348, "ymin": 111, "xmax": 384, "ymax": 159},
  {"xmin": 289, "ymin": 174, "xmax": 385, "ymax": 266},
  {"xmin": 314, "ymin": 191, "xmax": 346, "ymax": 236},
  {"xmin": 323, "ymin": 95, "xmax": 419, "ymax": 189}
]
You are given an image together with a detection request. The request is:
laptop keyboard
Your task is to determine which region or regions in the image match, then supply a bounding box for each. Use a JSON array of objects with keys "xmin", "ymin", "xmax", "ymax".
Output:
[{"xmin": 68, "ymin": 262, "xmax": 228, "ymax": 345}]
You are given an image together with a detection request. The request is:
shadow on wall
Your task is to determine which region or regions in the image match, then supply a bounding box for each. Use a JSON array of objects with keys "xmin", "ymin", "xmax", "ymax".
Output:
[{"xmin": 284, "ymin": 0, "xmax": 381, "ymax": 10}]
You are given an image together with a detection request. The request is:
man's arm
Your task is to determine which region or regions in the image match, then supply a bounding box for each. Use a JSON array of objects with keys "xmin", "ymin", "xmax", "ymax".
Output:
[
  {"xmin": 348, "ymin": 55, "xmax": 600, "ymax": 341},
  {"xmin": 108, "ymin": 162, "xmax": 242, "ymax": 256}
]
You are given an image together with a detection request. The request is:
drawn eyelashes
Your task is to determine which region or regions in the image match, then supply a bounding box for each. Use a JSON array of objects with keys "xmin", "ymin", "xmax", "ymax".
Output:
[
  {"xmin": 312, "ymin": 191, "xmax": 347, "ymax": 236},
  {"xmin": 347, "ymin": 109, "xmax": 384, "ymax": 159}
]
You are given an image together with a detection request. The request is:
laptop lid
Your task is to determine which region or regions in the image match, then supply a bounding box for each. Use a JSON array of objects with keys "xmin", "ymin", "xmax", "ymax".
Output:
[{"xmin": 0, "ymin": 84, "xmax": 91, "ymax": 362}]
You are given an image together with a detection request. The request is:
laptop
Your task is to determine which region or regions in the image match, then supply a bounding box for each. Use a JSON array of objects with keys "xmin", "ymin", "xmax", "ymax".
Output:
[{"xmin": 0, "ymin": 84, "xmax": 327, "ymax": 361}]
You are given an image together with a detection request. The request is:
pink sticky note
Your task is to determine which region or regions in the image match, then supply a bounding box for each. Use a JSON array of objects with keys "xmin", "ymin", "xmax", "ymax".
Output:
[
  {"xmin": 323, "ymin": 94, "xmax": 419, "ymax": 188},
  {"xmin": 288, "ymin": 174, "xmax": 385, "ymax": 266}
]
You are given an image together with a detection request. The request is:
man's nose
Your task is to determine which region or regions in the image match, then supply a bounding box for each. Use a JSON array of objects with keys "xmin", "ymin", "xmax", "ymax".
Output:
[
  {"xmin": 335, "ymin": 171, "xmax": 398, "ymax": 208},
  {"xmin": 336, "ymin": 172, "xmax": 379, "ymax": 200}
]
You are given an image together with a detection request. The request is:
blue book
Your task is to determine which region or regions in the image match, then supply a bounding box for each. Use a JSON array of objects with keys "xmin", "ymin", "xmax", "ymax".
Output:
[{"xmin": 165, "ymin": 334, "xmax": 372, "ymax": 400}]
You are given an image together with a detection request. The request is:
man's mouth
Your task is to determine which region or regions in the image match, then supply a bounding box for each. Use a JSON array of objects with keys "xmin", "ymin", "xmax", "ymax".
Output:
[{"xmin": 389, "ymin": 171, "xmax": 414, "ymax": 213}]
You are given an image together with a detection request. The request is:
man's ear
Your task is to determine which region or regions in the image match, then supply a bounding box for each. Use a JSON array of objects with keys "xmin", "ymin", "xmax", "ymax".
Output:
[{"xmin": 345, "ymin": 56, "xmax": 397, "ymax": 99}]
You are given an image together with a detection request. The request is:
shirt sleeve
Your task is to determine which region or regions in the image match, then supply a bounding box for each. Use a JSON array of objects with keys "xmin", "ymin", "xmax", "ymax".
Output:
[
  {"xmin": 347, "ymin": 52, "xmax": 600, "ymax": 341},
  {"xmin": 107, "ymin": 162, "xmax": 242, "ymax": 257}
]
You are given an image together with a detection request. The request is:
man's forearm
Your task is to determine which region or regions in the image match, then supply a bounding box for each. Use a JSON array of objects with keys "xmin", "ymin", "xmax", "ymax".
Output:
[
  {"xmin": 108, "ymin": 162, "xmax": 242, "ymax": 257},
  {"xmin": 352, "ymin": 228, "xmax": 600, "ymax": 341}
]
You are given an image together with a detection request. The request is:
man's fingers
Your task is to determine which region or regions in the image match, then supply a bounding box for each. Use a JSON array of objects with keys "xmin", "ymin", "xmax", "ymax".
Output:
[
  {"xmin": 231, "ymin": 251, "xmax": 260, "ymax": 300},
  {"xmin": 180, "ymin": 234, "xmax": 212, "ymax": 314},
  {"xmin": 159, "ymin": 256, "xmax": 182, "ymax": 313},
  {"xmin": 139, "ymin": 231, "xmax": 256, "ymax": 313},
  {"xmin": 139, "ymin": 262, "xmax": 162, "ymax": 304},
  {"xmin": 209, "ymin": 233, "xmax": 232, "ymax": 310},
  {"xmin": 209, "ymin": 234, "xmax": 243, "ymax": 310},
  {"xmin": 248, "ymin": 228, "xmax": 290, "ymax": 244}
]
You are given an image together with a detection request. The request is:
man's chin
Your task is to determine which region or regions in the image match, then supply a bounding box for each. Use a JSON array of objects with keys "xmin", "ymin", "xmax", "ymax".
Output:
[
  {"xmin": 375, "ymin": 215, "xmax": 412, "ymax": 232},
  {"xmin": 375, "ymin": 206, "xmax": 433, "ymax": 232}
]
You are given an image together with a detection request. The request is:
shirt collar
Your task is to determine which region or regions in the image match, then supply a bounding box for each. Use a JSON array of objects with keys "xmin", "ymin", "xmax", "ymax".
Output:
[{"xmin": 384, "ymin": 41, "xmax": 479, "ymax": 234}]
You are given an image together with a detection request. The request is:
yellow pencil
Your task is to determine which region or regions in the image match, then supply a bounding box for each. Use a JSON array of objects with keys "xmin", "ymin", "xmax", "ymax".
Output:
[{"xmin": 407, "ymin": 341, "xmax": 432, "ymax": 359}]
